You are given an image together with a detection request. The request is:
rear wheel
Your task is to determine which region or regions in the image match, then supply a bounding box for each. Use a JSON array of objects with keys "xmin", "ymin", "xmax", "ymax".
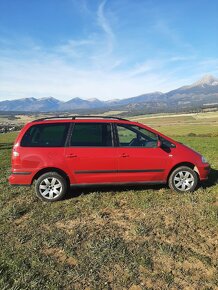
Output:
[
  {"xmin": 168, "ymin": 166, "xmax": 198, "ymax": 193},
  {"xmin": 35, "ymin": 172, "xmax": 67, "ymax": 202}
]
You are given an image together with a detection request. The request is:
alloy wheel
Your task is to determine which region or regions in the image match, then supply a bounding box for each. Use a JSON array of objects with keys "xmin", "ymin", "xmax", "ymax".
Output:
[
  {"xmin": 39, "ymin": 177, "xmax": 63, "ymax": 199},
  {"xmin": 173, "ymin": 170, "xmax": 195, "ymax": 191}
]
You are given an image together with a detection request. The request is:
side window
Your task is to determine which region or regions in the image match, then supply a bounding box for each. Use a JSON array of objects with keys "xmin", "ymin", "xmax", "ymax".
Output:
[
  {"xmin": 117, "ymin": 124, "xmax": 158, "ymax": 148},
  {"xmin": 21, "ymin": 123, "xmax": 69, "ymax": 147},
  {"xmin": 70, "ymin": 123, "xmax": 112, "ymax": 147},
  {"xmin": 117, "ymin": 125, "xmax": 137, "ymax": 146}
]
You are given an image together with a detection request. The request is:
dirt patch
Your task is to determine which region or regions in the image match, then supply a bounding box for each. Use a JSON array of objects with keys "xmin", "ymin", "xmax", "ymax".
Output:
[
  {"xmin": 129, "ymin": 285, "xmax": 142, "ymax": 290},
  {"xmin": 182, "ymin": 258, "xmax": 216, "ymax": 279},
  {"xmin": 43, "ymin": 247, "xmax": 77, "ymax": 267},
  {"xmin": 14, "ymin": 213, "xmax": 30, "ymax": 226},
  {"xmin": 41, "ymin": 223, "xmax": 54, "ymax": 232},
  {"xmin": 56, "ymin": 207, "xmax": 145, "ymax": 241}
]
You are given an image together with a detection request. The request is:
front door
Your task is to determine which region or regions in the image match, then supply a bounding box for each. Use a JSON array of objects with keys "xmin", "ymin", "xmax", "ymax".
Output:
[
  {"xmin": 65, "ymin": 122, "xmax": 117, "ymax": 184},
  {"xmin": 116, "ymin": 123, "xmax": 169, "ymax": 183}
]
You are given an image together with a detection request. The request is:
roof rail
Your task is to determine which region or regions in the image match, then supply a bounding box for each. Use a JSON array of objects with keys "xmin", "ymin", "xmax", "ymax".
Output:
[{"xmin": 33, "ymin": 115, "xmax": 129, "ymax": 122}]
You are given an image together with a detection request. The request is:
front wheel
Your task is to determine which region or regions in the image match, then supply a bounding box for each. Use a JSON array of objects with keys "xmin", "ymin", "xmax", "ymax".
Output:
[
  {"xmin": 35, "ymin": 172, "xmax": 67, "ymax": 202},
  {"xmin": 168, "ymin": 166, "xmax": 198, "ymax": 193}
]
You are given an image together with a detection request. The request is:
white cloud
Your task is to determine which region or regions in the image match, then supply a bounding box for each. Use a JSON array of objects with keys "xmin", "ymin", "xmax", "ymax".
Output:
[
  {"xmin": 1, "ymin": 44, "xmax": 218, "ymax": 102},
  {"xmin": 96, "ymin": 0, "xmax": 115, "ymax": 54},
  {"xmin": 97, "ymin": 0, "xmax": 114, "ymax": 39},
  {"xmin": 127, "ymin": 60, "xmax": 162, "ymax": 78},
  {"xmin": 0, "ymin": 49, "xmax": 169, "ymax": 101},
  {"xmin": 57, "ymin": 39, "xmax": 95, "ymax": 59}
]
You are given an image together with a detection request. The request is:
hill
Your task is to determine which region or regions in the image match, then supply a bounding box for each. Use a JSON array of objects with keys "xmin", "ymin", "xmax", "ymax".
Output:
[{"xmin": 0, "ymin": 75, "xmax": 218, "ymax": 113}]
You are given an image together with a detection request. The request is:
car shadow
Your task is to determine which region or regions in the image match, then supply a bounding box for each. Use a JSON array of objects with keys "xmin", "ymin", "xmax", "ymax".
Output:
[
  {"xmin": 65, "ymin": 183, "xmax": 166, "ymax": 200},
  {"xmin": 201, "ymin": 168, "xmax": 218, "ymax": 188},
  {"xmin": 64, "ymin": 167, "xmax": 218, "ymax": 200}
]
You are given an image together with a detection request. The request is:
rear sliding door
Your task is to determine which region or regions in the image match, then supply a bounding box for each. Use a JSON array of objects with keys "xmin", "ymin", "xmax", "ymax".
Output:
[{"xmin": 65, "ymin": 122, "xmax": 117, "ymax": 184}]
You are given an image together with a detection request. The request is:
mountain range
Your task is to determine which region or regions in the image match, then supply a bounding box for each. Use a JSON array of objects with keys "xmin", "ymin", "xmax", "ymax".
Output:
[{"xmin": 0, "ymin": 75, "xmax": 218, "ymax": 113}]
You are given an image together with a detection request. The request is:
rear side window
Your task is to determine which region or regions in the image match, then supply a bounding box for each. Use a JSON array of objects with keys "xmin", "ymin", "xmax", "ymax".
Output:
[
  {"xmin": 70, "ymin": 123, "xmax": 112, "ymax": 147},
  {"xmin": 21, "ymin": 123, "xmax": 70, "ymax": 147}
]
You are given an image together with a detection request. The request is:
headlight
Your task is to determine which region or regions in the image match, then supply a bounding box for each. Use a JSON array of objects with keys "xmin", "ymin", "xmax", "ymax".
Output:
[{"xmin": 201, "ymin": 156, "xmax": 208, "ymax": 163}]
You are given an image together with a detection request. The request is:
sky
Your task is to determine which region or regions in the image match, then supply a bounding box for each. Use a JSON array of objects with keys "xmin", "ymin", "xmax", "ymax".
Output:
[{"xmin": 0, "ymin": 0, "xmax": 218, "ymax": 101}]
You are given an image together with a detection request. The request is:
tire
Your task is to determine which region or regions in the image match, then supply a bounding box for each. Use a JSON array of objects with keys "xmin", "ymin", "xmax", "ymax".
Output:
[
  {"xmin": 35, "ymin": 172, "xmax": 67, "ymax": 202},
  {"xmin": 168, "ymin": 166, "xmax": 198, "ymax": 193}
]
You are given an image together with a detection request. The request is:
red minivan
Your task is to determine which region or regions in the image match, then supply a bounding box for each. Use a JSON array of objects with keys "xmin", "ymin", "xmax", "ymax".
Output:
[{"xmin": 9, "ymin": 116, "xmax": 210, "ymax": 201}]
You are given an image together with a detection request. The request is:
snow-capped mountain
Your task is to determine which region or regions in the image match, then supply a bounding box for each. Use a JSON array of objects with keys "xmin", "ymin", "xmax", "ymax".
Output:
[
  {"xmin": 191, "ymin": 75, "xmax": 218, "ymax": 87},
  {"xmin": 166, "ymin": 75, "xmax": 218, "ymax": 97},
  {"xmin": 0, "ymin": 75, "xmax": 217, "ymax": 112}
]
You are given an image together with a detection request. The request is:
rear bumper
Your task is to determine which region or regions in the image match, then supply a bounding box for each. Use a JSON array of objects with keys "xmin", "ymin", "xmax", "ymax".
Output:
[{"xmin": 9, "ymin": 172, "xmax": 33, "ymax": 185}]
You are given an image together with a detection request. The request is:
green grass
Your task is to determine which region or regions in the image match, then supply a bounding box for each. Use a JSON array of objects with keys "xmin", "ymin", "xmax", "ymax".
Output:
[
  {"xmin": 132, "ymin": 111, "xmax": 218, "ymax": 137},
  {"xmin": 152, "ymin": 125, "xmax": 218, "ymax": 137},
  {"xmin": 0, "ymin": 113, "xmax": 218, "ymax": 289}
]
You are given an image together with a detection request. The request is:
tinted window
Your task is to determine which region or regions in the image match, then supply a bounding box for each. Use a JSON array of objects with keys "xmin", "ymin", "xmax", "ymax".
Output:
[
  {"xmin": 21, "ymin": 123, "xmax": 70, "ymax": 147},
  {"xmin": 70, "ymin": 123, "xmax": 112, "ymax": 147},
  {"xmin": 117, "ymin": 124, "xmax": 158, "ymax": 148}
]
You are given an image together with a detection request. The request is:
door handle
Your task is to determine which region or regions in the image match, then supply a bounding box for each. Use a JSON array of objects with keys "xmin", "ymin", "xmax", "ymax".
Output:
[
  {"xmin": 66, "ymin": 154, "xmax": 77, "ymax": 158},
  {"xmin": 120, "ymin": 153, "xmax": 129, "ymax": 158}
]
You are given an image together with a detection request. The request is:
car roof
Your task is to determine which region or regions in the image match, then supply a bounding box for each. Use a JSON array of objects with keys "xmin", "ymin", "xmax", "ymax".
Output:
[{"xmin": 32, "ymin": 115, "xmax": 130, "ymax": 123}]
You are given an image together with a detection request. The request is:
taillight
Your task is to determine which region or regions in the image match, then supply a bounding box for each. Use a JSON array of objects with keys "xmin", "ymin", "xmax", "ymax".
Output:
[
  {"xmin": 13, "ymin": 151, "xmax": 20, "ymax": 157},
  {"xmin": 12, "ymin": 142, "xmax": 20, "ymax": 158}
]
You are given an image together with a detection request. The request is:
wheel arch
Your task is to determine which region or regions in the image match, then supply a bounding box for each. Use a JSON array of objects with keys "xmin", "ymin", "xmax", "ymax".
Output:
[
  {"xmin": 167, "ymin": 162, "xmax": 199, "ymax": 182},
  {"xmin": 32, "ymin": 167, "xmax": 70, "ymax": 185}
]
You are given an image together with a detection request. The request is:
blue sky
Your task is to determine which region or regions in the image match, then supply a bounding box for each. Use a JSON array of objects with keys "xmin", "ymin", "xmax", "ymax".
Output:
[{"xmin": 0, "ymin": 0, "xmax": 218, "ymax": 101}]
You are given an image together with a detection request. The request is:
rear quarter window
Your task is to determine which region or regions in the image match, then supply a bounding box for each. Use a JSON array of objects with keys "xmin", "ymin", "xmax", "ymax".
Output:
[{"xmin": 21, "ymin": 123, "xmax": 70, "ymax": 147}]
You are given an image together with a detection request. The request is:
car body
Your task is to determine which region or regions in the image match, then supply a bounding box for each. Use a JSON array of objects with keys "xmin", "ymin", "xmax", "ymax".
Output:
[{"xmin": 9, "ymin": 116, "xmax": 210, "ymax": 201}]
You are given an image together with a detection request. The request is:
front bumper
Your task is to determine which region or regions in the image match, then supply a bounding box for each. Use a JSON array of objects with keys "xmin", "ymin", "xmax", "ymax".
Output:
[{"xmin": 197, "ymin": 164, "xmax": 210, "ymax": 181}]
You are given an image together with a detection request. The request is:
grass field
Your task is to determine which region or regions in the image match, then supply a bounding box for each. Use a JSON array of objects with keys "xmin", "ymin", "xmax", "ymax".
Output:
[
  {"xmin": 131, "ymin": 111, "xmax": 218, "ymax": 137},
  {"xmin": 0, "ymin": 112, "xmax": 217, "ymax": 289}
]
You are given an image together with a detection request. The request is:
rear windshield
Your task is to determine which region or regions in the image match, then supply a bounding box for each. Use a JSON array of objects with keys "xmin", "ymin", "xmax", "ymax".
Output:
[{"xmin": 21, "ymin": 123, "xmax": 70, "ymax": 147}]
